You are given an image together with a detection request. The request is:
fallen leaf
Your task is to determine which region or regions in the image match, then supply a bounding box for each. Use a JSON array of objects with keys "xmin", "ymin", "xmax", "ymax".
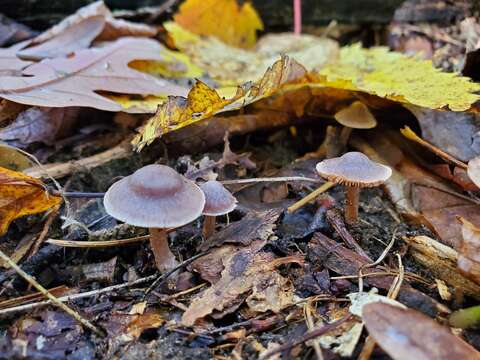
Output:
[
  {"xmin": 246, "ymin": 271, "xmax": 294, "ymax": 313},
  {"xmin": 347, "ymin": 290, "xmax": 406, "ymax": 317},
  {"xmin": 0, "ymin": 38, "xmax": 187, "ymax": 112},
  {"xmin": 0, "ymin": 166, "xmax": 61, "ymax": 235},
  {"xmin": 31, "ymin": 0, "xmax": 156, "ymax": 45},
  {"xmin": 316, "ymin": 44, "xmax": 480, "ymax": 111},
  {"xmin": 363, "ymin": 302, "xmax": 480, "ymax": 360},
  {"xmin": 166, "ymin": 21, "xmax": 338, "ymax": 84},
  {"xmin": 0, "ymin": 107, "xmax": 80, "ymax": 146},
  {"xmin": 182, "ymin": 240, "xmax": 301, "ymax": 326},
  {"xmin": 173, "ymin": 0, "xmax": 263, "ymax": 48},
  {"xmin": 17, "ymin": 16, "xmax": 105, "ymax": 61},
  {"xmin": 133, "ymin": 56, "xmax": 308, "ymax": 148},
  {"xmin": 0, "ymin": 144, "xmax": 34, "ymax": 171},
  {"xmin": 0, "ymin": 41, "xmax": 32, "ymax": 74}
]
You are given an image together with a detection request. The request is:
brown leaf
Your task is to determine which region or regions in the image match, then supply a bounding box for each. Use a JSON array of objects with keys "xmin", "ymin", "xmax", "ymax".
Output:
[
  {"xmin": 363, "ymin": 302, "xmax": 480, "ymax": 360},
  {"xmin": 31, "ymin": 1, "xmax": 156, "ymax": 45},
  {"xmin": 0, "ymin": 38, "xmax": 187, "ymax": 112},
  {"xmin": 458, "ymin": 218, "xmax": 480, "ymax": 284},
  {"xmin": 246, "ymin": 271, "xmax": 294, "ymax": 313},
  {"xmin": 0, "ymin": 107, "xmax": 80, "ymax": 146},
  {"xmin": 17, "ymin": 17, "xmax": 105, "ymax": 61},
  {"xmin": 0, "ymin": 167, "xmax": 61, "ymax": 235},
  {"xmin": 0, "ymin": 41, "xmax": 32, "ymax": 74}
]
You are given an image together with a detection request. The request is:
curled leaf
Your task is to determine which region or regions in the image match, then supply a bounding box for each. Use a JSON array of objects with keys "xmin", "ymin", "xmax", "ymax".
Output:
[{"xmin": 0, "ymin": 167, "xmax": 61, "ymax": 234}]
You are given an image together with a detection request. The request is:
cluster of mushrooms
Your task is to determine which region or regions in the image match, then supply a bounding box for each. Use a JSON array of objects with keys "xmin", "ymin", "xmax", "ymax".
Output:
[
  {"xmin": 103, "ymin": 151, "xmax": 392, "ymax": 272},
  {"xmin": 103, "ymin": 165, "xmax": 237, "ymax": 272}
]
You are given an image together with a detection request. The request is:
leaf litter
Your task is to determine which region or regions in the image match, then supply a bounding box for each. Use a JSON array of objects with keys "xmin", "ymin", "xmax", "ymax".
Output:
[{"xmin": 2, "ymin": 1, "xmax": 480, "ymax": 359}]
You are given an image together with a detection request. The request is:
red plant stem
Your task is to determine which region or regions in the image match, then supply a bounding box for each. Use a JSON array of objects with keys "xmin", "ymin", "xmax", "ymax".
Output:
[{"xmin": 293, "ymin": 0, "xmax": 302, "ymax": 35}]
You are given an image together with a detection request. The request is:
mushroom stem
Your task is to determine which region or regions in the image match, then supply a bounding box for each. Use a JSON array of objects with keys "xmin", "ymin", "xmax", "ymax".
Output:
[
  {"xmin": 149, "ymin": 228, "xmax": 179, "ymax": 272},
  {"xmin": 203, "ymin": 216, "xmax": 216, "ymax": 239},
  {"xmin": 339, "ymin": 126, "xmax": 352, "ymax": 150},
  {"xmin": 345, "ymin": 186, "xmax": 360, "ymax": 224}
]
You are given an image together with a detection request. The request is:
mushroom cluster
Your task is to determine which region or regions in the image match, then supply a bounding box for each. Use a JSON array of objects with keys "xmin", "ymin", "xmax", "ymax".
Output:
[
  {"xmin": 316, "ymin": 152, "xmax": 392, "ymax": 224},
  {"xmin": 104, "ymin": 164, "xmax": 205, "ymax": 272},
  {"xmin": 103, "ymin": 165, "xmax": 238, "ymax": 272}
]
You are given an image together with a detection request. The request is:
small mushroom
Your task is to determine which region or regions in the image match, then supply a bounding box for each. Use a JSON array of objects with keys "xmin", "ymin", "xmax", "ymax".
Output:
[
  {"xmin": 104, "ymin": 164, "xmax": 205, "ymax": 272},
  {"xmin": 200, "ymin": 180, "xmax": 237, "ymax": 238},
  {"xmin": 316, "ymin": 152, "xmax": 392, "ymax": 224},
  {"xmin": 334, "ymin": 101, "xmax": 377, "ymax": 154},
  {"xmin": 467, "ymin": 155, "xmax": 480, "ymax": 188}
]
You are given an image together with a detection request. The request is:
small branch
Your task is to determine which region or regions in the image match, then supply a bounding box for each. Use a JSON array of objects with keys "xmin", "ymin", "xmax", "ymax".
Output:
[
  {"xmin": 0, "ymin": 249, "xmax": 104, "ymax": 337},
  {"xmin": 220, "ymin": 176, "xmax": 320, "ymax": 185},
  {"xmin": 50, "ymin": 190, "xmax": 105, "ymax": 198},
  {"xmin": 46, "ymin": 235, "xmax": 150, "ymax": 248},
  {"xmin": 288, "ymin": 182, "xmax": 335, "ymax": 213},
  {"xmin": 259, "ymin": 314, "xmax": 352, "ymax": 359}
]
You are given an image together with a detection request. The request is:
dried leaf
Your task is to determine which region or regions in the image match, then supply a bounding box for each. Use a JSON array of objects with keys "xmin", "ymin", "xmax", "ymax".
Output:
[
  {"xmin": 166, "ymin": 21, "xmax": 338, "ymax": 84},
  {"xmin": 363, "ymin": 302, "xmax": 480, "ymax": 360},
  {"xmin": 0, "ymin": 144, "xmax": 34, "ymax": 171},
  {"xmin": 317, "ymin": 44, "xmax": 480, "ymax": 111},
  {"xmin": 31, "ymin": 0, "xmax": 156, "ymax": 44},
  {"xmin": 246, "ymin": 271, "xmax": 294, "ymax": 313},
  {"xmin": 173, "ymin": 0, "xmax": 263, "ymax": 48},
  {"xmin": 0, "ymin": 41, "xmax": 32, "ymax": 74},
  {"xmin": 0, "ymin": 167, "xmax": 61, "ymax": 235},
  {"xmin": 17, "ymin": 17, "xmax": 105, "ymax": 61},
  {"xmin": 347, "ymin": 290, "xmax": 406, "ymax": 317},
  {"xmin": 0, "ymin": 38, "xmax": 187, "ymax": 112},
  {"xmin": 133, "ymin": 56, "xmax": 308, "ymax": 148},
  {"xmin": 458, "ymin": 217, "xmax": 480, "ymax": 284},
  {"xmin": 0, "ymin": 107, "xmax": 80, "ymax": 146}
]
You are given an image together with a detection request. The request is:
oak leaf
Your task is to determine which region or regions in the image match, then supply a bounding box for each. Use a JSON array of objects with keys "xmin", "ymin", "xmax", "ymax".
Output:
[
  {"xmin": 173, "ymin": 0, "xmax": 263, "ymax": 48},
  {"xmin": 0, "ymin": 167, "xmax": 61, "ymax": 234},
  {"xmin": 0, "ymin": 38, "xmax": 188, "ymax": 112}
]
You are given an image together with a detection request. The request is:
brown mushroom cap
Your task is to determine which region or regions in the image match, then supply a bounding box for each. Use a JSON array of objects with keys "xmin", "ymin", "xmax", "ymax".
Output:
[
  {"xmin": 104, "ymin": 164, "xmax": 205, "ymax": 228},
  {"xmin": 467, "ymin": 156, "xmax": 480, "ymax": 188},
  {"xmin": 200, "ymin": 180, "xmax": 237, "ymax": 216},
  {"xmin": 334, "ymin": 101, "xmax": 377, "ymax": 129},
  {"xmin": 316, "ymin": 152, "xmax": 392, "ymax": 187}
]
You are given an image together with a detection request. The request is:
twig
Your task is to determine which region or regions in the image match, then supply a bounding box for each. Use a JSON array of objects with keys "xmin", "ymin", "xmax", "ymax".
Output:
[
  {"xmin": 50, "ymin": 190, "xmax": 105, "ymax": 198},
  {"xmin": 259, "ymin": 314, "xmax": 352, "ymax": 359},
  {"xmin": 326, "ymin": 208, "xmax": 371, "ymax": 261},
  {"xmin": 0, "ymin": 249, "xmax": 104, "ymax": 336},
  {"xmin": 142, "ymin": 249, "xmax": 212, "ymax": 298},
  {"xmin": 401, "ymin": 126, "xmax": 467, "ymax": 170},
  {"xmin": 46, "ymin": 235, "xmax": 150, "ymax": 248},
  {"xmin": 288, "ymin": 182, "xmax": 335, "ymax": 213},
  {"xmin": 220, "ymin": 176, "xmax": 320, "ymax": 185},
  {"xmin": 304, "ymin": 302, "xmax": 324, "ymax": 360},
  {"xmin": 0, "ymin": 274, "xmax": 158, "ymax": 315},
  {"xmin": 29, "ymin": 206, "xmax": 61, "ymax": 257},
  {"xmin": 358, "ymin": 229, "xmax": 397, "ymax": 293}
]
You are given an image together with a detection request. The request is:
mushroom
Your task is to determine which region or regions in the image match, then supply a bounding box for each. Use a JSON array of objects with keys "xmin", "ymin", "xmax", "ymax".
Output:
[
  {"xmin": 334, "ymin": 101, "xmax": 377, "ymax": 154},
  {"xmin": 467, "ymin": 155, "xmax": 480, "ymax": 188},
  {"xmin": 316, "ymin": 152, "xmax": 392, "ymax": 224},
  {"xmin": 104, "ymin": 164, "xmax": 205, "ymax": 272},
  {"xmin": 200, "ymin": 180, "xmax": 237, "ymax": 238}
]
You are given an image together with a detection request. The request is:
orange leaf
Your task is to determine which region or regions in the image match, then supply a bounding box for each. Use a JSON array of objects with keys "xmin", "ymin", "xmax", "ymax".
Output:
[
  {"xmin": 0, "ymin": 167, "xmax": 61, "ymax": 234},
  {"xmin": 173, "ymin": 0, "xmax": 263, "ymax": 48}
]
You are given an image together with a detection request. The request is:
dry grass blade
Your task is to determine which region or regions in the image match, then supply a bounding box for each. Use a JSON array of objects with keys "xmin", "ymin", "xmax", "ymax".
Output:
[
  {"xmin": 46, "ymin": 235, "xmax": 150, "ymax": 248},
  {"xmin": 288, "ymin": 181, "xmax": 335, "ymax": 213}
]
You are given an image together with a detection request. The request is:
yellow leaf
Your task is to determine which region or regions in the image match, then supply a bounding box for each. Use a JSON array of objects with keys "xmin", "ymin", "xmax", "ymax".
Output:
[
  {"xmin": 316, "ymin": 44, "xmax": 480, "ymax": 111},
  {"xmin": 132, "ymin": 56, "xmax": 308, "ymax": 150},
  {"xmin": 165, "ymin": 21, "xmax": 339, "ymax": 85},
  {"xmin": 173, "ymin": 0, "xmax": 263, "ymax": 48},
  {"xmin": 0, "ymin": 167, "xmax": 61, "ymax": 234}
]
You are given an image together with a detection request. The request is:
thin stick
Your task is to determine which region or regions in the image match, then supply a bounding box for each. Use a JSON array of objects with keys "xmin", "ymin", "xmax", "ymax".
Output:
[
  {"xmin": 304, "ymin": 302, "xmax": 324, "ymax": 360},
  {"xmin": 401, "ymin": 126, "xmax": 467, "ymax": 169},
  {"xmin": 259, "ymin": 314, "xmax": 352, "ymax": 359},
  {"xmin": 0, "ymin": 249, "xmax": 104, "ymax": 336},
  {"xmin": 50, "ymin": 190, "xmax": 105, "ymax": 198},
  {"xmin": 46, "ymin": 235, "xmax": 150, "ymax": 248},
  {"xmin": 358, "ymin": 229, "xmax": 397, "ymax": 293},
  {"xmin": 221, "ymin": 176, "xmax": 320, "ymax": 185},
  {"xmin": 0, "ymin": 274, "xmax": 159, "ymax": 315},
  {"xmin": 142, "ymin": 249, "xmax": 211, "ymax": 298},
  {"xmin": 288, "ymin": 182, "xmax": 335, "ymax": 213}
]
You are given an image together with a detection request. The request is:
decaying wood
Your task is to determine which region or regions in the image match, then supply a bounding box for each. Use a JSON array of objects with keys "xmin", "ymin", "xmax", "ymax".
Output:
[{"xmin": 405, "ymin": 235, "xmax": 480, "ymax": 300}]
